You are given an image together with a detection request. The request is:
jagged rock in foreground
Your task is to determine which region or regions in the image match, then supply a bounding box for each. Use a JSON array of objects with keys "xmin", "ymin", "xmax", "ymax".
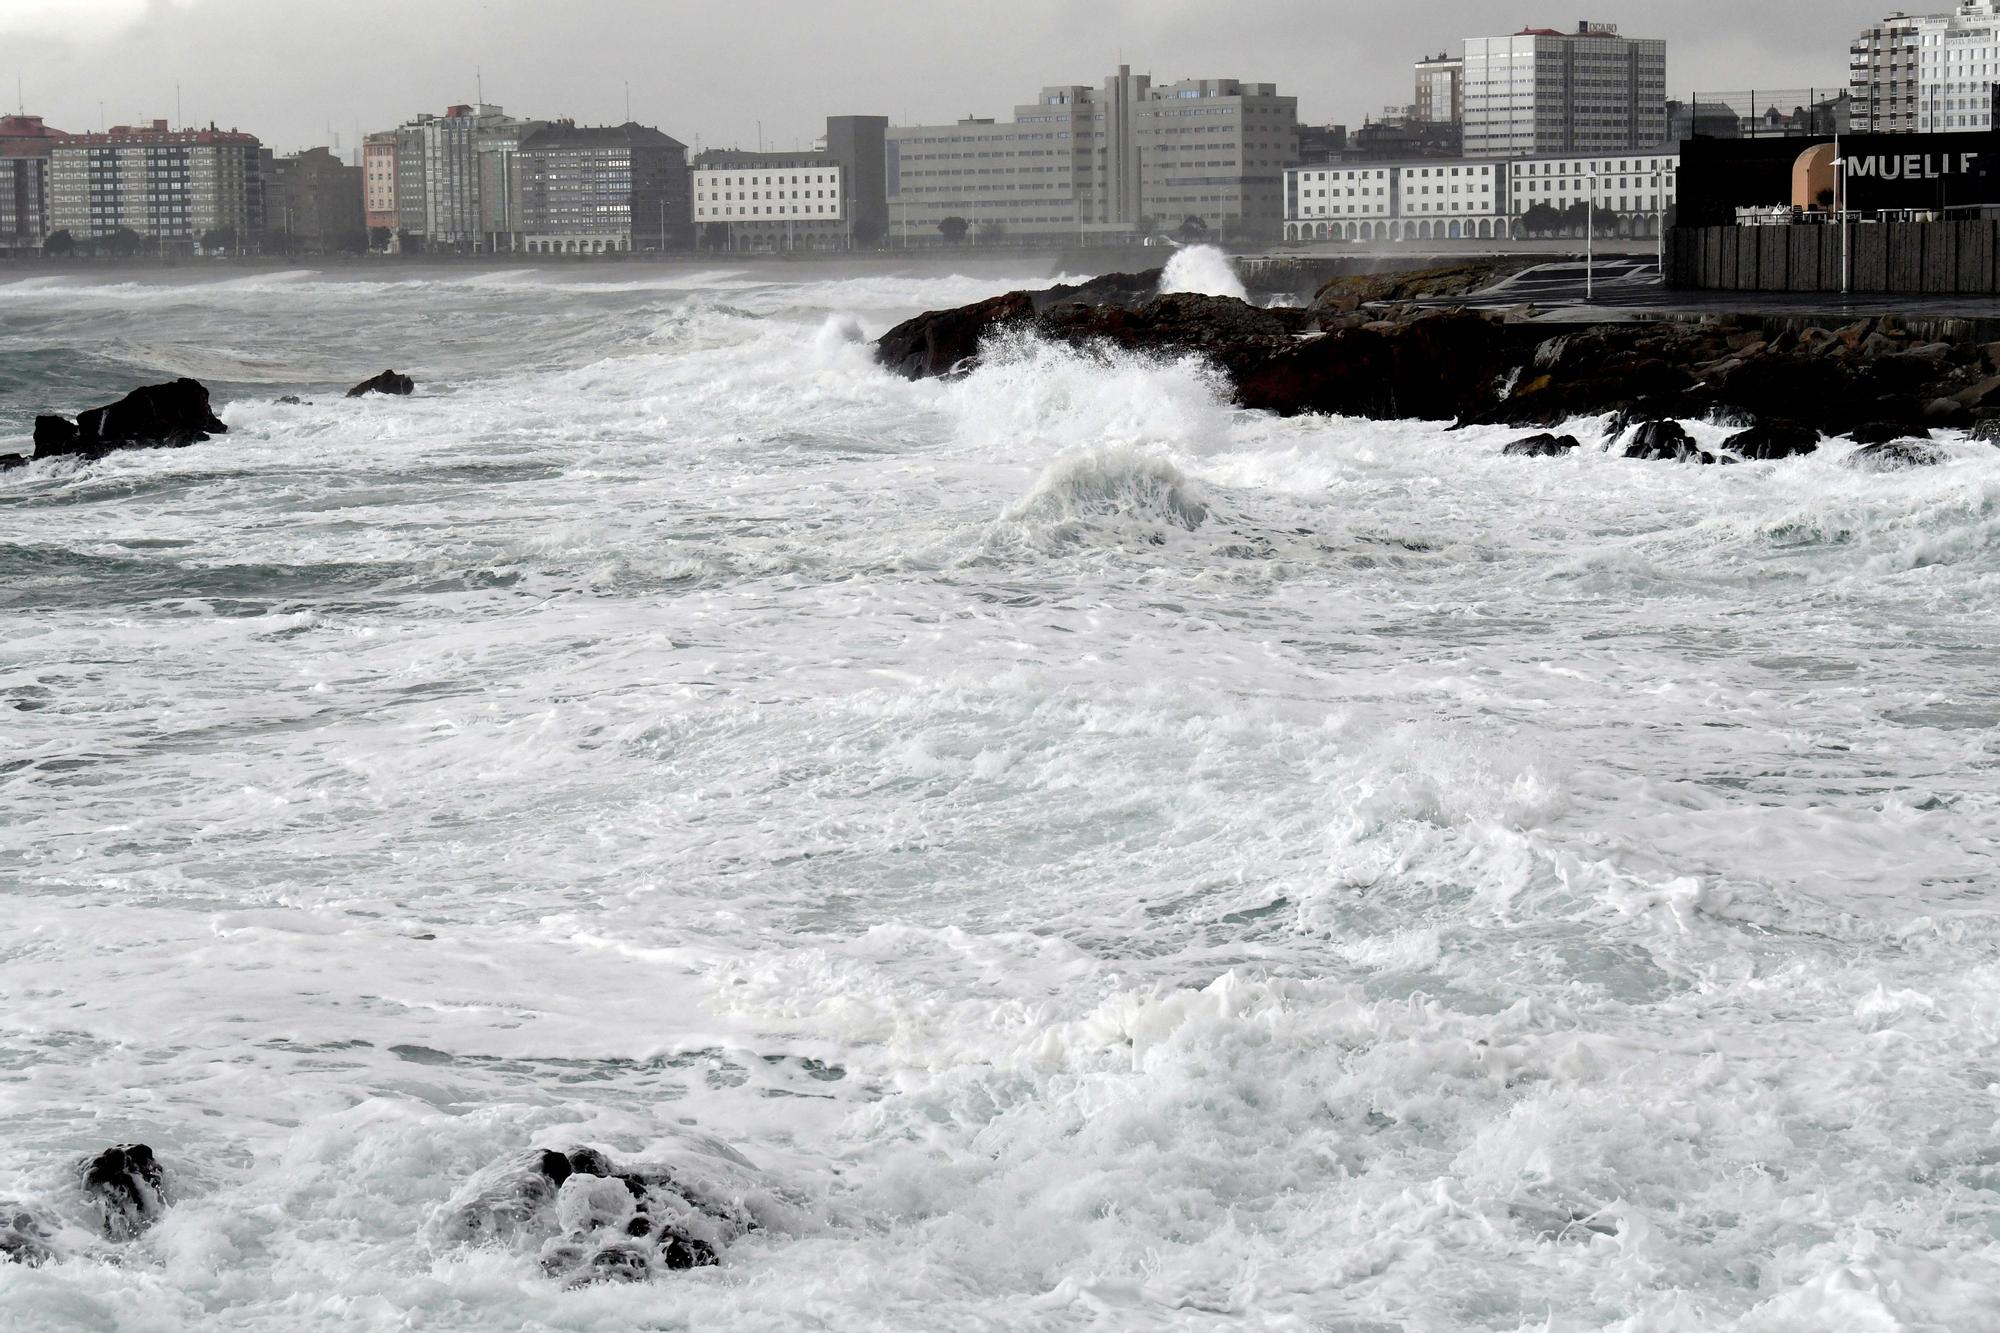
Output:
[
  {"xmin": 1623, "ymin": 420, "xmax": 1717, "ymax": 464},
  {"xmin": 1, "ymin": 1143, "xmax": 172, "ymax": 1267},
  {"xmin": 32, "ymin": 379, "xmax": 227, "ymax": 460},
  {"xmin": 346, "ymin": 369, "xmax": 416, "ymax": 398},
  {"xmin": 81, "ymin": 1143, "xmax": 170, "ymax": 1241},
  {"xmin": 439, "ymin": 1139, "xmax": 779, "ymax": 1287},
  {"xmin": 876, "ymin": 270, "xmax": 1165, "ymax": 380},
  {"xmin": 878, "ymin": 277, "xmax": 2000, "ymax": 444}
]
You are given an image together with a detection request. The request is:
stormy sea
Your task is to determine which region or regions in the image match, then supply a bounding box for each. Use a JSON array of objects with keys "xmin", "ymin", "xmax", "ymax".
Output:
[{"xmin": 1, "ymin": 256, "xmax": 1997, "ymax": 1331}]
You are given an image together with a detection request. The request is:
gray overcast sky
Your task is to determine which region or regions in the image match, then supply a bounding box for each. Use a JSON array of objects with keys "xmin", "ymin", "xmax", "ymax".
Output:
[{"xmin": 4, "ymin": 0, "xmax": 1886, "ymax": 156}]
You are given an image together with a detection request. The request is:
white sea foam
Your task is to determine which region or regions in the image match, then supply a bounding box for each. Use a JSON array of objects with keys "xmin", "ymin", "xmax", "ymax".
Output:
[
  {"xmin": 1157, "ymin": 244, "xmax": 1249, "ymax": 300},
  {"xmin": 2, "ymin": 266, "xmax": 1999, "ymax": 1330}
]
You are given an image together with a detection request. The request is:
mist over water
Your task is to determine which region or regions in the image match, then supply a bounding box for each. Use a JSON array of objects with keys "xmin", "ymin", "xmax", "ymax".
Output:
[{"xmin": 2, "ymin": 262, "xmax": 1999, "ymax": 1330}]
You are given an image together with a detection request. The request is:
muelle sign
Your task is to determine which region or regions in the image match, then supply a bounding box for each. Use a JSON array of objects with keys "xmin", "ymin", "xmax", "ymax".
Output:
[{"xmin": 1840, "ymin": 151, "xmax": 1983, "ymax": 181}]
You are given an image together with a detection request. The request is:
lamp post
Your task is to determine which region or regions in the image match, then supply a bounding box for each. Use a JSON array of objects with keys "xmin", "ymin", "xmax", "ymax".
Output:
[
  {"xmin": 1836, "ymin": 134, "xmax": 1851, "ymax": 297},
  {"xmin": 1586, "ymin": 162, "xmax": 1599, "ymax": 302}
]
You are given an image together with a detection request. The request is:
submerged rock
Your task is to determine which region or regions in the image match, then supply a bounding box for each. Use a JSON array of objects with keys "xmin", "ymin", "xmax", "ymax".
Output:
[
  {"xmin": 1850, "ymin": 440, "xmax": 1948, "ymax": 470},
  {"xmin": 0, "ymin": 1203, "xmax": 59, "ymax": 1266},
  {"xmin": 1502, "ymin": 432, "xmax": 1580, "ymax": 458},
  {"xmin": 33, "ymin": 381, "xmax": 227, "ymax": 460},
  {"xmin": 1847, "ymin": 421, "xmax": 1930, "ymax": 445},
  {"xmin": 81, "ymin": 1143, "xmax": 169, "ymax": 1241},
  {"xmin": 346, "ymin": 370, "xmax": 415, "ymax": 399},
  {"xmin": 1723, "ymin": 421, "xmax": 1820, "ymax": 460},
  {"xmin": 439, "ymin": 1138, "xmax": 772, "ymax": 1287}
]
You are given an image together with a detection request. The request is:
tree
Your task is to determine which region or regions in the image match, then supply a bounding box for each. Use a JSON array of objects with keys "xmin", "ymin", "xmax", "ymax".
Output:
[
  {"xmin": 368, "ymin": 226, "xmax": 393, "ymax": 252},
  {"xmin": 334, "ymin": 228, "xmax": 369, "ymax": 255},
  {"xmin": 201, "ymin": 226, "xmax": 239, "ymax": 255},
  {"xmin": 395, "ymin": 229, "xmax": 424, "ymax": 255},
  {"xmin": 41, "ymin": 229, "xmax": 74, "ymax": 257},
  {"xmin": 1178, "ymin": 215, "xmax": 1208, "ymax": 243},
  {"xmin": 937, "ymin": 215, "xmax": 970, "ymax": 245},
  {"xmin": 1519, "ymin": 203, "xmax": 1563, "ymax": 238},
  {"xmin": 699, "ymin": 222, "xmax": 730, "ymax": 251},
  {"xmin": 975, "ymin": 220, "xmax": 1007, "ymax": 246},
  {"xmin": 101, "ymin": 227, "xmax": 145, "ymax": 258},
  {"xmin": 851, "ymin": 217, "xmax": 886, "ymax": 249}
]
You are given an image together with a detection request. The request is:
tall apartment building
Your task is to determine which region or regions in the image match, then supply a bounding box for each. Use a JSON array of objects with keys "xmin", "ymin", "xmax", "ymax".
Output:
[
  {"xmin": 0, "ymin": 115, "xmax": 66, "ymax": 253},
  {"xmin": 516, "ymin": 121, "xmax": 691, "ymax": 253},
  {"xmin": 0, "ymin": 155, "xmax": 49, "ymax": 253},
  {"xmin": 692, "ymin": 115, "xmax": 887, "ymax": 251},
  {"xmin": 362, "ymin": 130, "xmax": 398, "ymax": 235},
  {"xmin": 1851, "ymin": 14, "xmax": 1922, "ymax": 131},
  {"xmin": 1911, "ymin": 2, "xmax": 2000, "ymax": 131},
  {"xmin": 1462, "ymin": 22, "xmax": 1667, "ymax": 157},
  {"xmin": 380, "ymin": 103, "xmax": 536, "ymax": 251},
  {"xmin": 885, "ymin": 68, "xmax": 1297, "ymax": 245},
  {"xmin": 47, "ymin": 120, "xmax": 264, "ymax": 252},
  {"xmin": 266, "ymin": 146, "xmax": 364, "ymax": 253},
  {"xmin": 1414, "ymin": 53, "xmax": 1465, "ymax": 124}
]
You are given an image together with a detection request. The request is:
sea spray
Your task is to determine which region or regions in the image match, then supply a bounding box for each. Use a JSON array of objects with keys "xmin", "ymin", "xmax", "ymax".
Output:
[{"xmin": 1157, "ymin": 244, "xmax": 1250, "ymax": 301}]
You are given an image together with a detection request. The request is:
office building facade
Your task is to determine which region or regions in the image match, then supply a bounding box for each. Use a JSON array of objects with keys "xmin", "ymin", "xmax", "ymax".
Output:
[
  {"xmin": 693, "ymin": 116, "xmax": 886, "ymax": 251},
  {"xmin": 1414, "ymin": 53, "xmax": 1465, "ymax": 124},
  {"xmin": 885, "ymin": 68, "xmax": 1297, "ymax": 245},
  {"xmin": 1462, "ymin": 22, "xmax": 1667, "ymax": 157}
]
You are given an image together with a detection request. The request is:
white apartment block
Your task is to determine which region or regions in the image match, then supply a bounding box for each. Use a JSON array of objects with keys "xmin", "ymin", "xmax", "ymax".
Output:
[
  {"xmin": 46, "ymin": 122, "xmax": 263, "ymax": 248},
  {"xmin": 694, "ymin": 165, "xmax": 845, "ymax": 223},
  {"xmin": 1283, "ymin": 151, "xmax": 1676, "ymax": 242},
  {"xmin": 1914, "ymin": 2, "xmax": 2000, "ymax": 131},
  {"xmin": 1463, "ymin": 21, "xmax": 1667, "ymax": 157}
]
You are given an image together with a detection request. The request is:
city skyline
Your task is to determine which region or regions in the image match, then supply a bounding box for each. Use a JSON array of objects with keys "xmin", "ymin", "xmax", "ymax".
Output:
[{"xmin": 6, "ymin": 0, "xmax": 1894, "ymax": 159}]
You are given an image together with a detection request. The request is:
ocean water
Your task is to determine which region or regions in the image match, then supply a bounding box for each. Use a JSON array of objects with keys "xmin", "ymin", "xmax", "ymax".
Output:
[{"xmin": 1, "ymin": 259, "xmax": 1998, "ymax": 1332}]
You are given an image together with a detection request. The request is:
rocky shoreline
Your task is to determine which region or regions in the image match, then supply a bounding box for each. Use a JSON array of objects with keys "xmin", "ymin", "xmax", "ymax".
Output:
[{"xmin": 877, "ymin": 267, "xmax": 2000, "ymax": 465}]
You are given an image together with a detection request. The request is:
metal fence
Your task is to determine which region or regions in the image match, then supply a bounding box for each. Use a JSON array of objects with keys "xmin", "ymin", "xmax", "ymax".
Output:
[{"xmin": 1681, "ymin": 90, "xmax": 1852, "ymax": 139}]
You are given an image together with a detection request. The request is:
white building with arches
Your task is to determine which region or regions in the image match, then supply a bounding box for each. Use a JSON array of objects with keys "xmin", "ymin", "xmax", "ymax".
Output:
[{"xmin": 1283, "ymin": 150, "xmax": 1677, "ymax": 243}]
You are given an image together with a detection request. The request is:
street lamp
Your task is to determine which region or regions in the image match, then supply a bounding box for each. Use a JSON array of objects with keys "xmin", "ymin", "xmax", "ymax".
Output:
[{"xmin": 1585, "ymin": 162, "xmax": 1600, "ymax": 302}]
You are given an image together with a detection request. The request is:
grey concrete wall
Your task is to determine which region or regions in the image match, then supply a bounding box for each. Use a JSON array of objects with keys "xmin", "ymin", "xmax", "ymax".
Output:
[{"xmin": 1668, "ymin": 221, "xmax": 2000, "ymax": 295}]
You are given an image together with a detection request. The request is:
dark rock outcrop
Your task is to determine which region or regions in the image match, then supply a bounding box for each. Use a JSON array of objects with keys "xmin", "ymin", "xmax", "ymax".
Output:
[
  {"xmin": 346, "ymin": 370, "xmax": 415, "ymax": 399},
  {"xmin": 1503, "ymin": 432, "xmax": 1581, "ymax": 458},
  {"xmin": 1723, "ymin": 421, "xmax": 1820, "ymax": 460},
  {"xmin": 440, "ymin": 1141, "xmax": 772, "ymax": 1287},
  {"xmin": 877, "ymin": 272, "xmax": 2000, "ymax": 445},
  {"xmin": 1623, "ymin": 420, "xmax": 1713, "ymax": 463},
  {"xmin": 1847, "ymin": 421, "xmax": 1931, "ymax": 445},
  {"xmin": 876, "ymin": 271, "xmax": 1162, "ymax": 380},
  {"xmin": 0, "ymin": 454, "xmax": 27, "ymax": 472},
  {"xmin": 33, "ymin": 415, "xmax": 77, "ymax": 453},
  {"xmin": 81, "ymin": 1144, "xmax": 169, "ymax": 1241},
  {"xmin": 33, "ymin": 381, "xmax": 226, "ymax": 460}
]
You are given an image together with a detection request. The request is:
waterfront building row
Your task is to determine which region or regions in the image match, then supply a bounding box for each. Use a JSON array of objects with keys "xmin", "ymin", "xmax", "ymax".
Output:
[{"xmin": 1283, "ymin": 151, "xmax": 1679, "ymax": 242}]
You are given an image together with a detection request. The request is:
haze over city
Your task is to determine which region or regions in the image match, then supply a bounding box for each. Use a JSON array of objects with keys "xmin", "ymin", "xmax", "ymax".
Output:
[{"xmin": 7, "ymin": 0, "xmax": 1889, "ymax": 155}]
